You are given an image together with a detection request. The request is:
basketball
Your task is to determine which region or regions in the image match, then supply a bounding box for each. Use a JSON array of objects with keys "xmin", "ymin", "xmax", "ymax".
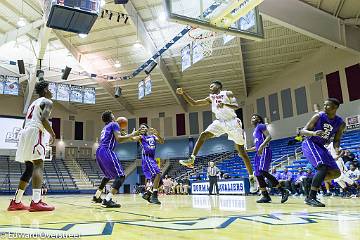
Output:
[{"xmin": 116, "ymin": 117, "xmax": 128, "ymax": 129}]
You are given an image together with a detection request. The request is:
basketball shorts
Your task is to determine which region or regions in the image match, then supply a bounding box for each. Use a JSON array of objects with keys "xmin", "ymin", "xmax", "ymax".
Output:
[
  {"xmin": 15, "ymin": 127, "xmax": 46, "ymax": 163},
  {"xmin": 302, "ymin": 139, "xmax": 338, "ymax": 170},
  {"xmin": 334, "ymin": 174, "xmax": 354, "ymax": 186},
  {"xmin": 205, "ymin": 118, "xmax": 245, "ymax": 145},
  {"xmin": 254, "ymin": 148, "xmax": 272, "ymax": 177},
  {"xmin": 142, "ymin": 154, "xmax": 161, "ymax": 180},
  {"xmin": 96, "ymin": 147, "xmax": 125, "ymax": 179}
]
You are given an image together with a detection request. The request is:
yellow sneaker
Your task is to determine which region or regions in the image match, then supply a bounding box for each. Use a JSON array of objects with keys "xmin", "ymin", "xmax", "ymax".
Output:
[{"xmin": 179, "ymin": 155, "xmax": 195, "ymax": 168}]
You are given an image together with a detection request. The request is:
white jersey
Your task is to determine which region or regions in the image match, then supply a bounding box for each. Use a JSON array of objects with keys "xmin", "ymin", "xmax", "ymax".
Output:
[
  {"xmin": 210, "ymin": 91, "xmax": 237, "ymax": 121},
  {"xmin": 347, "ymin": 169, "xmax": 360, "ymax": 180},
  {"xmin": 326, "ymin": 143, "xmax": 346, "ymax": 173},
  {"xmin": 24, "ymin": 97, "xmax": 52, "ymax": 131}
]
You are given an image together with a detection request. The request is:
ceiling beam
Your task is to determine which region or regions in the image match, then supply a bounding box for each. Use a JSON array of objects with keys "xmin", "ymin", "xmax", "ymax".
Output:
[
  {"xmin": 0, "ymin": 19, "xmax": 43, "ymax": 46},
  {"xmin": 344, "ymin": 18, "xmax": 360, "ymax": 26},
  {"xmin": 124, "ymin": 0, "xmax": 187, "ymax": 112},
  {"xmin": 259, "ymin": 0, "xmax": 360, "ymax": 54},
  {"xmin": 23, "ymin": 25, "xmax": 51, "ymax": 114},
  {"xmin": 333, "ymin": 0, "xmax": 345, "ymax": 17},
  {"xmin": 53, "ymin": 30, "xmax": 134, "ymax": 114},
  {"xmin": 238, "ymin": 38, "xmax": 248, "ymax": 97}
]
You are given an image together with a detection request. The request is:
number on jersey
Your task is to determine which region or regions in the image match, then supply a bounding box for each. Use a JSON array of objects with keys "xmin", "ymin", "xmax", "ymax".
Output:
[{"xmin": 27, "ymin": 105, "xmax": 35, "ymax": 119}]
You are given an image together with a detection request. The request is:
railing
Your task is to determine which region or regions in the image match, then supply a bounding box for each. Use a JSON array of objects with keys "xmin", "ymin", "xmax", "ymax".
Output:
[
  {"xmin": 68, "ymin": 154, "xmax": 91, "ymax": 187},
  {"xmin": 272, "ymin": 154, "xmax": 293, "ymax": 169},
  {"xmin": 175, "ymin": 149, "xmax": 235, "ymax": 181},
  {"xmin": 124, "ymin": 159, "xmax": 141, "ymax": 176},
  {"xmin": 295, "ymin": 146, "xmax": 303, "ymax": 159}
]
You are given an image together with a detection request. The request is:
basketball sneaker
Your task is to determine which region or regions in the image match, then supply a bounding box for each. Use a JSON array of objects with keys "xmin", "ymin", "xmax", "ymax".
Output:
[
  {"xmin": 249, "ymin": 175, "xmax": 258, "ymax": 193},
  {"xmin": 179, "ymin": 155, "xmax": 195, "ymax": 168},
  {"xmin": 142, "ymin": 190, "xmax": 152, "ymax": 203},
  {"xmin": 102, "ymin": 199, "xmax": 121, "ymax": 208},
  {"xmin": 92, "ymin": 196, "xmax": 103, "ymax": 203},
  {"xmin": 150, "ymin": 191, "xmax": 161, "ymax": 205},
  {"xmin": 281, "ymin": 189, "xmax": 290, "ymax": 203},
  {"xmin": 7, "ymin": 200, "xmax": 29, "ymax": 211},
  {"xmin": 29, "ymin": 200, "xmax": 55, "ymax": 212},
  {"xmin": 304, "ymin": 197, "xmax": 325, "ymax": 207},
  {"xmin": 256, "ymin": 194, "xmax": 272, "ymax": 203}
]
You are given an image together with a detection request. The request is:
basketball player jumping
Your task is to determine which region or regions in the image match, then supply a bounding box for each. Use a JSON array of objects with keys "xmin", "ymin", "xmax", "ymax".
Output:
[
  {"xmin": 8, "ymin": 81, "xmax": 56, "ymax": 212},
  {"xmin": 300, "ymin": 98, "xmax": 345, "ymax": 207},
  {"xmin": 132, "ymin": 123, "xmax": 164, "ymax": 204},
  {"xmin": 92, "ymin": 111, "xmax": 138, "ymax": 208},
  {"xmin": 176, "ymin": 81, "xmax": 257, "ymax": 192},
  {"xmin": 248, "ymin": 114, "xmax": 289, "ymax": 203}
]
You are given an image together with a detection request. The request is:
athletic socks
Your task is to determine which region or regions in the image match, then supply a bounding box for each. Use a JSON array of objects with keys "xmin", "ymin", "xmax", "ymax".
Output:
[
  {"xmin": 14, "ymin": 189, "xmax": 24, "ymax": 203},
  {"xmin": 261, "ymin": 190, "xmax": 270, "ymax": 198},
  {"xmin": 95, "ymin": 190, "xmax": 102, "ymax": 198},
  {"xmin": 32, "ymin": 189, "xmax": 41, "ymax": 203},
  {"xmin": 309, "ymin": 189, "xmax": 317, "ymax": 199},
  {"xmin": 105, "ymin": 193, "xmax": 113, "ymax": 201}
]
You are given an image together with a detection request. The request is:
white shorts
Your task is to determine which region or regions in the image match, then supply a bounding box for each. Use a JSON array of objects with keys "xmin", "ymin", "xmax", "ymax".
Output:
[
  {"xmin": 334, "ymin": 173, "xmax": 354, "ymax": 186},
  {"xmin": 205, "ymin": 118, "xmax": 245, "ymax": 145},
  {"xmin": 15, "ymin": 127, "xmax": 46, "ymax": 163}
]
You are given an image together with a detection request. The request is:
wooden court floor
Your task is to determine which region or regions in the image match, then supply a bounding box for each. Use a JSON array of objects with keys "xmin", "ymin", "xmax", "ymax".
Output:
[{"xmin": 0, "ymin": 194, "xmax": 359, "ymax": 239}]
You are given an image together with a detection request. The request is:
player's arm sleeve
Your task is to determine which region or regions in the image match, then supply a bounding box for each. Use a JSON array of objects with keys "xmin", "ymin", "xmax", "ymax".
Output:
[{"xmin": 39, "ymin": 99, "xmax": 53, "ymax": 121}]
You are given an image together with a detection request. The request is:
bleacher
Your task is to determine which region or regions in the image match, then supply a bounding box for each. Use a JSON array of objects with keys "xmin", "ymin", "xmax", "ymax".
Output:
[
  {"xmin": 75, "ymin": 158, "xmax": 135, "ymax": 187},
  {"xmin": 76, "ymin": 158, "xmax": 103, "ymax": 186},
  {"xmin": 0, "ymin": 157, "xmax": 78, "ymax": 194},
  {"xmin": 44, "ymin": 159, "xmax": 78, "ymax": 192},
  {"xmin": 165, "ymin": 151, "xmax": 234, "ymax": 179},
  {"xmin": 0, "ymin": 130, "xmax": 358, "ymax": 194},
  {"xmin": 183, "ymin": 129, "xmax": 360, "ymax": 181}
]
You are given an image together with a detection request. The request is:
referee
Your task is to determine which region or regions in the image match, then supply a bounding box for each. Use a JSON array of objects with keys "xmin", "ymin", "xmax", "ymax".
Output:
[{"xmin": 207, "ymin": 161, "xmax": 220, "ymax": 195}]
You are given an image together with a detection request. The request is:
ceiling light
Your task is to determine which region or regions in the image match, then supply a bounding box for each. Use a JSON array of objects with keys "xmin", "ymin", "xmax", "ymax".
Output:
[
  {"xmin": 78, "ymin": 33, "xmax": 88, "ymax": 38},
  {"xmin": 114, "ymin": 60, "xmax": 121, "ymax": 68},
  {"xmin": 133, "ymin": 42, "xmax": 143, "ymax": 49},
  {"xmin": 158, "ymin": 12, "xmax": 167, "ymax": 22},
  {"xmin": 100, "ymin": 0, "xmax": 106, "ymax": 7},
  {"xmin": 17, "ymin": 17, "xmax": 26, "ymax": 27}
]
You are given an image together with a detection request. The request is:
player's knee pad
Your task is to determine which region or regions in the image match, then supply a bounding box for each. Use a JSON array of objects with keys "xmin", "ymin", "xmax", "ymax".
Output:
[
  {"xmin": 112, "ymin": 176, "xmax": 125, "ymax": 190},
  {"xmin": 20, "ymin": 162, "xmax": 34, "ymax": 182}
]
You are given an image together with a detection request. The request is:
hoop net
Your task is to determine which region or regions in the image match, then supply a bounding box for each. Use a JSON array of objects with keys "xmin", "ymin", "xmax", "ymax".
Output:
[{"xmin": 188, "ymin": 27, "xmax": 216, "ymax": 57}]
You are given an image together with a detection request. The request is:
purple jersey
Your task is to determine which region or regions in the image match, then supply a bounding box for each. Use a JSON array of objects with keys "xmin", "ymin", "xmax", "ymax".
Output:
[
  {"xmin": 99, "ymin": 122, "xmax": 120, "ymax": 150},
  {"xmin": 294, "ymin": 171, "xmax": 306, "ymax": 181},
  {"xmin": 281, "ymin": 171, "xmax": 293, "ymax": 181},
  {"xmin": 308, "ymin": 112, "xmax": 344, "ymax": 146},
  {"xmin": 140, "ymin": 135, "xmax": 157, "ymax": 156},
  {"xmin": 253, "ymin": 124, "xmax": 268, "ymax": 150}
]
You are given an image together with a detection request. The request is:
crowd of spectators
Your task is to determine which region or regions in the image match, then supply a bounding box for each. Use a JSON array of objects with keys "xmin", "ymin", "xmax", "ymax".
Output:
[{"xmin": 268, "ymin": 150, "xmax": 360, "ymax": 198}]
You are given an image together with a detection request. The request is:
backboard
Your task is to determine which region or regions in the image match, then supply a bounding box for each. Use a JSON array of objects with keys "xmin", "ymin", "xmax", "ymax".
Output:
[{"xmin": 164, "ymin": 0, "xmax": 264, "ymax": 40}]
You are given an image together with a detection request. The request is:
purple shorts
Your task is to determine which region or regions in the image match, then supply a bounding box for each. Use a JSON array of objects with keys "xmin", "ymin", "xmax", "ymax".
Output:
[
  {"xmin": 302, "ymin": 140, "xmax": 338, "ymax": 170},
  {"xmin": 254, "ymin": 148, "xmax": 272, "ymax": 177},
  {"xmin": 142, "ymin": 154, "xmax": 160, "ymax": 179},
  {"xmin": 96, "ymin": 147, "xmax": 124, "ymax": 179}
]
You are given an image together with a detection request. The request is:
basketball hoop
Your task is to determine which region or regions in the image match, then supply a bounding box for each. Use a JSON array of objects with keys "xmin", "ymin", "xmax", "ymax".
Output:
[{"xmin": 188, "ymin": 27, "xmax": 216, "ymax": 57}]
